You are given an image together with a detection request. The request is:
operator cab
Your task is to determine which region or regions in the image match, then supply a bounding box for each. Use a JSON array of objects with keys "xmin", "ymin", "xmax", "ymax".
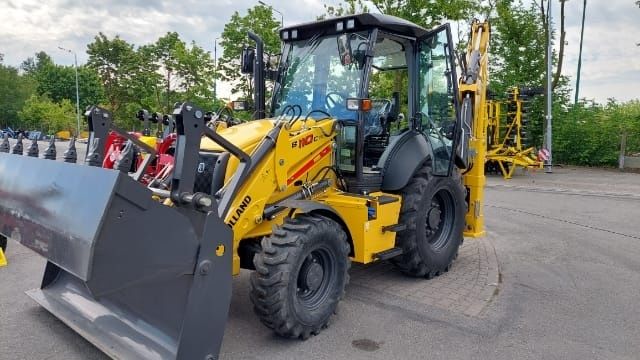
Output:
[{"xmin": 272, "ymin": 13, "xmax": 460, "ymax": 194}]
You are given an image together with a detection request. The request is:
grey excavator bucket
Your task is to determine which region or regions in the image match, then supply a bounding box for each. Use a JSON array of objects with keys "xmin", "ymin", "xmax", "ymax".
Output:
[{"xmin": 0, "ymin": 103, "xmax": 234, "ymax": 359}]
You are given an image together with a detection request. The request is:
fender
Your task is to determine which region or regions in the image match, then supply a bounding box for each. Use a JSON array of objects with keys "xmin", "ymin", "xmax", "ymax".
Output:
[
  {"xmin": 378, "ymin": 130, "xmax": 432, "ymax": 191},
  {"xmin": 279, "ymin": 199, "xmax": 341, "ymax": 218},
  {"xmin": 279, "ymin": 199, "xmax": 354, "ymax": 255}
]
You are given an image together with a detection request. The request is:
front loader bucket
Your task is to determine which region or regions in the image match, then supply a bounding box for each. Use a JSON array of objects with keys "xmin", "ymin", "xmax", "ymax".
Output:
[{"xmin": 0, "ymin": 153, "xmax": 232, "ymax": 359}]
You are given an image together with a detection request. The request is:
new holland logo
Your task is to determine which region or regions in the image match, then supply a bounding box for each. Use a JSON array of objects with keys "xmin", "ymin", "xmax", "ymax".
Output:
[
  {"xmin": 229, "ymin": 195, "xmax": 252, "ymax": 227},
  {"xmin": 291, "ymin": 134, "xmax": 318, "ymax": 149}
]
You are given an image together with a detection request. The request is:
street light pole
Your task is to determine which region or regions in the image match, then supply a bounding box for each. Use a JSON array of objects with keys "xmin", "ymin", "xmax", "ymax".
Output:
[
  {"xmin": 214, "ymin": 37, "xmax": 220, "ymax": 104},
  {"xmin": 574, "ymin": 0, "xmax": 587, "ymax": 104},
  {"xmin": 258, "ymin": 0, "xmax": 284, "ymax": 28},
  {"xmin": 545, "ymin": 0, "xmax": 553, "ymax": 173},
  {"xmin": 58, "ymin": 46, "xmax": 81, "ymax": 137}
]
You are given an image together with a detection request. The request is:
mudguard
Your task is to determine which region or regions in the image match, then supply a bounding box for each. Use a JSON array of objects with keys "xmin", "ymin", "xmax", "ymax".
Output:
[{"xmin": 378, "ymin": 130, "xmax": 432, "ymax": 191}]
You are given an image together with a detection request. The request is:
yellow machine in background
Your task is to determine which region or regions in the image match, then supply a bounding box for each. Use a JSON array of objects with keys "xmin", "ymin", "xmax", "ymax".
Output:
[
  {"xmin": 0, "ymin": 248, "xmax": 6, "ymax": 267},
  {"xmin": 486, "ymin": 87, "xmax": 543, "ymax": 179},
  {"xmin": 0, "ymin": 234, "xmax": 6, "ymax": 266}
]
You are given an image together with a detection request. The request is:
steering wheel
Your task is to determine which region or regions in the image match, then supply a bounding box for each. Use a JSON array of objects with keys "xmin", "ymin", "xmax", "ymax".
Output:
[{"xmin": 325, "ymin": 92, "xmax": 348, "ymax": 111}]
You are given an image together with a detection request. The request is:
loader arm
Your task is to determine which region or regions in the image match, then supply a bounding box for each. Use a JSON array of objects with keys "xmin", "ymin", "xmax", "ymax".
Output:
[
  {"xmin": 459, "ymin": 20, "xmax": 490, "ymax": 237},
  {"xmin": 169, "ymin": 105, "xmax": 339, "ymax": 274},
  {"xmin": 220, "ymin": 117, "xmax": 338, "ymax": 274}
]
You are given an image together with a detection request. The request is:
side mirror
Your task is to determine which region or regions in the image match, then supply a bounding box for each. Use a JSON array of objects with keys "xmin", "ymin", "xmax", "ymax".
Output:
[
  {"xmin": 241, "ymin": 47, "xmax": 255, "ymax": 74},
  {"xmin": 337, "ymin": 34, "xmax": 354, "ymax": 66},
  {"xmin": 232, "ymin": 100, "xmax": 250, "ymax": 111}
]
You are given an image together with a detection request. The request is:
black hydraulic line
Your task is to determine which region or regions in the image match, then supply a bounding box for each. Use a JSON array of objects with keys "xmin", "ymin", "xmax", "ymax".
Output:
[{"xmin": 263, "ymin": 179, "xmax": 332, "ymax": 220}]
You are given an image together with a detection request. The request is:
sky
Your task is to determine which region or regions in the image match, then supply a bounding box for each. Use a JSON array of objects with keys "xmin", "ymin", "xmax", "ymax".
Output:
[{"xmin": 0, "ymin": 0, "xmax": 638, "ymax": 103}]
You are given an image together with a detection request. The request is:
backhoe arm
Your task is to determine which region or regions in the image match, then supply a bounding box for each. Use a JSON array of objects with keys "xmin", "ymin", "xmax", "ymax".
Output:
[{"xmin": 459, "ymin": 20, "xmax": 490, "ymax": 237}]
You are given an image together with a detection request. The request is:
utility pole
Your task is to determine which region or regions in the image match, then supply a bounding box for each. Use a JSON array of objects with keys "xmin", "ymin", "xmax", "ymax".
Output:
[
  {"xmin": 58, "ymin": 46, "xmax": 81, "ymax": 137},
  {"xmin": 545, "ymin": 0, "xmax": 553, "ymax": 173},
  {"xmin": 575, "ymin": 0, "xmax": 587, "ymax": 104},
  {"xmin": 258, "ymin": 0, "xmax": 284, "ymax": 28}
]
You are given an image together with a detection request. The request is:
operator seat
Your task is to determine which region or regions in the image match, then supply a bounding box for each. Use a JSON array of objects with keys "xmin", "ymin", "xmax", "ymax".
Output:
[{"xmin": 364, "ymin": 92, "xmax": 401, "ymax": 167}]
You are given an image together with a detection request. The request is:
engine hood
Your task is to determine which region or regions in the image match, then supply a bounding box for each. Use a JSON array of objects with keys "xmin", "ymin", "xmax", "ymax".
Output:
[{"xmin": 200, "ymin": 119, "xmax": 276, "ymax": 152}]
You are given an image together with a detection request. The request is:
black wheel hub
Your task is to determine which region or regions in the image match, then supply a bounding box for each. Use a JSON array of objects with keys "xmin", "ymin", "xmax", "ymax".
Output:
[
  {"xmin": 424, "ymin": 189, "xmax": 455, "ymax": 251},
  {"xmin": 296, "ymin": 248, "xmax": 336, "ymax": 310},
  {"xmin": 427, "ymin": 205, "xmax": 442, "ymax": 231},
  {"xmin": 300, "ymin": 257, "xmax": 324, "ymax": 292}
]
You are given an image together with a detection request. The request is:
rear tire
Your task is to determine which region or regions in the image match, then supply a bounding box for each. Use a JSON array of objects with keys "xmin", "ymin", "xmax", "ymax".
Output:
[
  {"xmin": 0, "ymin": 234, "xmax": 6, "ymax": 252},
  {"xmin": 250, "ymin": 213, "xmax": 350, "ymax": 339},
  {"xmin": 391, "ymin": 165, "xmax": 465, "ymax": 278}
]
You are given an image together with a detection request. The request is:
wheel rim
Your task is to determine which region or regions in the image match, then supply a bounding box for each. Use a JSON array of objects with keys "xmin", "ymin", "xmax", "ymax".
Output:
[
  {"xmin": 296, "ymin": 246, "xmax": 337, "ymax": 311},
  {"xmin": 424, "ymin": 188, "xmax": 455, "ymax": 251}
]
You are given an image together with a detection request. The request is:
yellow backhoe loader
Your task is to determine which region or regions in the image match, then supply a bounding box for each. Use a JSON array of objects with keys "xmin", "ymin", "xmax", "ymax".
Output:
[{"xmin": 0, "ymin": 14, "xmax": 490, "ymax": 359}]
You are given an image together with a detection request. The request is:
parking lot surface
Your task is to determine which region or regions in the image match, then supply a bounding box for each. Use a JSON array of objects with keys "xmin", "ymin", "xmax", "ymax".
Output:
[{"xmin": 1, "ymin": 162, "xmax": 639, "ymax": 359}]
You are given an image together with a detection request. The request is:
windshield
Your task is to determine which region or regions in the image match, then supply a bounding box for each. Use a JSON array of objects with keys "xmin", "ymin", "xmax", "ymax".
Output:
[{"xmin": 273, "ymin": 32, "xmax": 369, "ymax": 120}]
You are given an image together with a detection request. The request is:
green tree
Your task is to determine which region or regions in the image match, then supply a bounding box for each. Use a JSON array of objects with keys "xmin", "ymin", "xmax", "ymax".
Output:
[
  {"xmin": 323, "ymin": 0, "xmax": 478, "ymax": 28},
  {"xmin": 18, "ymin": 95, "xmax": 76, "ymax": 134},
  {"xmin": 22, "ymin": 51, "xmax": 105, "ymax": 110},
  {"xmin": 87, "ymin": 33, "xmax": 157, "ymax": 128},
  {"xmin": 487, "ymin": 1, "xmax": 549, "ymax": 148},
  {"xmin": 144, "ymin": 32, "xmax": 216, "ymax": 113},
  {"xmin": 219, "ymin": 5, "xmax": 281, "ymax": 102},
  {"xmin": 489, "ymin": 2, "xmax": 546, "ymax": 95},
  {"xmin": 0, "ymin": 61, "xmax": 36, "ymax": 128}
]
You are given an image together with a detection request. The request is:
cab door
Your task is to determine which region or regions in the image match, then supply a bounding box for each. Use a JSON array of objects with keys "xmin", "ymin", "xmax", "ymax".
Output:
[{"xmin": 417, "ymin": 24, "xmax": 459, "ymax": 176}]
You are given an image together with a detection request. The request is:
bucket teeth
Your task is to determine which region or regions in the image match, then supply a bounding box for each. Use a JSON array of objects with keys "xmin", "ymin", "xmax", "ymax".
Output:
[
  {"xmin": 12, "ymin": 134, "xmax": 24, "ymax": 155},
  {"xmin": 43, "ymin": 137, "xmax": 57, "ymax": 160},
  {"xmin": 27, "ymin": 138, "xmax": 39, "ymax": 157},
  {"xmin": 63, "ymin": 137, "xmax": 78, "ymax": 163},
  {"xmin": 0, "ymin": 134, "xmax": 9, "ymax": 153},
  {"xmin": 115, "ymin": 140, "xmax": 134, "ymax": 172},
  {"xmin": 84, "ymin": 137, "xmax": 102, "ymax": 166}
]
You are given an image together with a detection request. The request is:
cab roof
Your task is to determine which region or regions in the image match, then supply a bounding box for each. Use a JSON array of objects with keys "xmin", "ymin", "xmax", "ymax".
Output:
[{"xmin": 280, "ymin": 13, "xmax": 429, "ymax": 41}]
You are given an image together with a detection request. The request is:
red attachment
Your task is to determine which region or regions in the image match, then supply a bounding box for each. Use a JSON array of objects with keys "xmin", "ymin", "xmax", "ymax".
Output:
[{"xmin": 102, "ymin": 131, "xmax": 176, "ymax": 184}]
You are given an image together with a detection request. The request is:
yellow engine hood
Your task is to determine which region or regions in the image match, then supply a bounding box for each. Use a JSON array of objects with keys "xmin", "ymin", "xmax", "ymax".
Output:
[{"xmin": 200, "ymin": 119, "xmax": 276, "ymax": 152}]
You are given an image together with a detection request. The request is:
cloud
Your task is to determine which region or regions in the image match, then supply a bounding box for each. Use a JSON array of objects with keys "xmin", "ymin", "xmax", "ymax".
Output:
[
  {"xmin": 553, "ymin": 0, "xmax": 640, "ymax": 102},
  {"xmin": 1, "ymin": 0, "xmax": 638, "ymax": 102},
  {"xmin": 0, "ymin": 0, "xmax": 334, "ymax": 63},
  {"xmin": 0, "ymin": 0, "xmax": 338, "ymax": 98}
]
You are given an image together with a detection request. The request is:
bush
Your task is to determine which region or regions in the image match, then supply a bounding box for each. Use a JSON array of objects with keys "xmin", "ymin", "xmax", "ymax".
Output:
[
  {"xmin": 18, "ymin": 95, "xmax": 76, "ymax": 134},
  {"xmin": 553, "ymin": 100, "xmax": 640, "ymax": 166}
]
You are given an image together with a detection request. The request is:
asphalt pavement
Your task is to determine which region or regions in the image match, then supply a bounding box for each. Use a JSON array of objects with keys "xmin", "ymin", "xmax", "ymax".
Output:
[{"xmin": 1, "ymin": 165, "xmax": 639, "ymax": 359}]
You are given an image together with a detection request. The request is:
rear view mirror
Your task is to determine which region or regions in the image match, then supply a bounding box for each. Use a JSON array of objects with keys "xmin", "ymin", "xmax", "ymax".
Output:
[
  {"xmin": 241, "ymin": 47, "xmax": 255, "ymax": 74},
  {"xmin": 232, "ymin": 100, "xmax": 250, "ymax": 111},
  {"xmin": 337, "ymin": 34, "xmax": 353, "ymax": 66}
]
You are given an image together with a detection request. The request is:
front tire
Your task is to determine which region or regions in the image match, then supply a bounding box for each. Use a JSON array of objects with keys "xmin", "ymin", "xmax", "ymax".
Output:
[
  {"xmin": 391, "ymin": 165, "xmax": 466, "ymax": 278},
  {"xmin": 250, "ymin": 213, "xmax": 350, "ymax": 339}
]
